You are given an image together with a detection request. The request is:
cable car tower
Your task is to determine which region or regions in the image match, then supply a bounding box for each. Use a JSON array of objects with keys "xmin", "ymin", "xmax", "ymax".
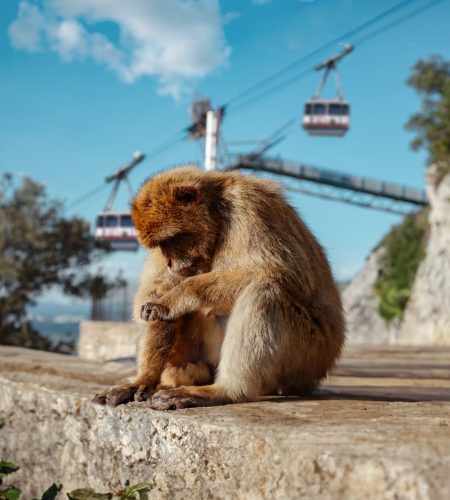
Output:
[
  {"xmin": 187, "ymin": 98, "xmax": 212, "ymax": 141},
  {"xmin": 303, "ymin": 44, "xmax": 353, "ymax": 137},
  {"xmin": 94, "ymin": 152, "xmax": 145, "ymax": 251},
  {"xmin": 187, "ymin": 97, "xmax": 225, "ymax": 171}
]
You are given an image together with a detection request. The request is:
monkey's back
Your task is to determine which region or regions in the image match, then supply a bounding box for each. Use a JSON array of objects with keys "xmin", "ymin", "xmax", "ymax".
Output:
[{"xmin": 214, "ymin": 172, "xmax": 338, "ymax": 297}]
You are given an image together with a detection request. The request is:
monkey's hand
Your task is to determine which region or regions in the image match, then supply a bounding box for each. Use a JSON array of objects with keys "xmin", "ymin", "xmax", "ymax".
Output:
[
  {"xmin": 140, "ymin": 277, "xmax": 202, "ymax": 321},
  {"xmin": 141, "ymin": 270, "xmax": 251, "ymax": 321},
  {"xmin": 140, "ymin": 301, "xmax": 173, "ymax": 321},
  {"xmin": 141, "ymin": 300, "xmax": 215, "ymax": 321},
  {"xmin": 145, "ymin": 282, "xmax": 173, "ymax": 303},
  {"xmin": 139, "ymin": 281, "xmax": 175, "ymax": 321},
  {"xmin": 140, "ymin": 278, "xmax": 195, "ymax": 321}
]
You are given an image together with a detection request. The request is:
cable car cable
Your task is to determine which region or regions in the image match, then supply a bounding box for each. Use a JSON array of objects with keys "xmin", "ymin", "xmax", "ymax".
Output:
[
  {"xmin": 352, "ymin": 0, "xmax": 445, "ymax": 47},
  {"xmin": 228, "ymin": 0, "xmax": 443, "ymax": 114},
  {"xmin": 229, "ymin": 66, "xmax": 313, "ymax": 114},
  {"xmin": 142, "ymin": 130, "xmax": 186, "ymax": 165},
  {"xmin": 66, "ymin": 0, "xmax": 443, "ymax": 211},
  {"xmin": 66, "ymin": 130, "xmax": 185, "ymax": 211},
  {"xmin": 224, "ymin": 0, "xmax": 424, "ymax": 111},
  {"xmin": 66, "ymin": 183, "xmax": 108, "ymax": 211}
]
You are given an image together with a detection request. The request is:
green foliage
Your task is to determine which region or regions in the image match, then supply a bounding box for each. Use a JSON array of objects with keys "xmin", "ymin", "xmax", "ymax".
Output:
[
  {"xmin": 0, "ymin": 418, "xmax": 5, "ymax": 430},
  {"xmin": 0, "ymin": 487, "xmax": 20, "ymax": 500},
  {"xmin": 0, "ymin": 173, "xmax": 111, "ymax": 348},
  {"xmin": 40, "ymin": 483, "xmax": 61, "ymax": 500},
  {"xmin": 119, "ymin": 482, "xmax": 154, "ymax": 499},
  {"xmin": 406, "ymin": 55, "xmax": 450, "ymax": 184},
  {"xmin": 67, "ymin": 483, "xmax": 154, "ymax": 500},
  {"xmin": 374, "ymin": 210, "xmax": 429, "ymax": 322},
  {"xmin": 0, "ymin": 457, "xmax": 20, "ymax": 500},
  {"xmin": 63, "ymin": 271, "xmax": 126, "ymax": 321},
  {"xmin": 67, "ymin": 490, "xmax": 112, "ymax": 500},
  {"xmin": 64, "ymin": 273, "xmax": 126, "ymax": 301},
  {"xmin": 0, "ymin": 462, "xmax": 20, "ymax": 478}
]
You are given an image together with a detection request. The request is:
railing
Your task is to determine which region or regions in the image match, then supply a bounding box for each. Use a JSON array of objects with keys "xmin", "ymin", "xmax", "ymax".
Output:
[{"xmin": 228, "ymin": 155, "xmax": 427, "ymax": 214}]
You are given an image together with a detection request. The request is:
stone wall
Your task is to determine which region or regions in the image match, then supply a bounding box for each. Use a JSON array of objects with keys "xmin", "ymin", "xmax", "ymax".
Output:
[
  {"xmin": 78, "ymin": 320, "xmax": 142, "ymax": 361},
  {"xmin": 1, "ymin": 346, "xmax": 450, "ymax": 499}
]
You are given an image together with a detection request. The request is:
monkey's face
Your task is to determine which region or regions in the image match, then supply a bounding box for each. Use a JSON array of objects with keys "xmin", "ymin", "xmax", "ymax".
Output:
[
  {"xmin": 132, "ymin": 169, "xmax": 221, "ymax": 277},
  {"xmin": 158, "ymin": 232, "xmax": 211, "ymax": 277}
]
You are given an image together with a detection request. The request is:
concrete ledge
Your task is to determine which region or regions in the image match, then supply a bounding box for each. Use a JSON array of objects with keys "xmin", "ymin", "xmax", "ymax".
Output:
[
  {"xmin": 1, "ymin": 346, "xmax": 450, "ymax": 499},
  {"xmin": 78, "ymin": 320, "xmax": 141, "ymax": 361}
]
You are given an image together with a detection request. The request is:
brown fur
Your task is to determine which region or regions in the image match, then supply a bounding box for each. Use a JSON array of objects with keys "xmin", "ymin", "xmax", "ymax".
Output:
[
  {"xmin": 93, "ymin": 249, "xmax": 220, "ymax": 406},
  {"xmin": 94, "ymin": 166, "xmax": 345, "ymax": 409}
]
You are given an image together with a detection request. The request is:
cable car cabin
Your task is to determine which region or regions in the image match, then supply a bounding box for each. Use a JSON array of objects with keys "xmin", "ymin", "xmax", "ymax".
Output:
[
  {"xmin": 303, "ymin": 100, "xmax": 350, "ymax": 137},
  {"xmin": 95, "ymin": 211, "xmax": 139, "ymax": 251}
]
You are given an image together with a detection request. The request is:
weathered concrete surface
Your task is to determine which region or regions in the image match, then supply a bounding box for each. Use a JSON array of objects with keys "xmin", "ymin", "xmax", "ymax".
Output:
[
  {"xmin": 1, "ymin": 346, "xmax": 449, "ymax": 499},
  {"xmin": 78, "ymin": 320, "xmax": 142, "ymax": 361}
]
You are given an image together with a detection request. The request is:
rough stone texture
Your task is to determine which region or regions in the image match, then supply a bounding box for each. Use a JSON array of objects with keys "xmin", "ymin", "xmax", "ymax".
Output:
[
  {"xmin": 1, "ymin": 346, "xmax": 450, "ymax": 499},
  {"xmin": 342, "ymin": 168, "xmax": 450, "ymax": 346},
  {"xmin": 402, "ymin": 169, "xmax": 450, "ymax": 344},
  {"xmin": 342, "ymin": 247, "xmax": 401, "ymax": 345},
  {"xmin": 78, "ymin": 320, "xmax": 142, "ymax": 361}
]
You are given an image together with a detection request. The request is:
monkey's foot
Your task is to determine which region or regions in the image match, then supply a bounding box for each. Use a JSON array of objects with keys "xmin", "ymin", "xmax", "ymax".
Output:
[
  {"xmin": 148, "ymin": 386, "xmax": 231, "ymax": 411},
  {"xmin": 93, "ymin": 383, "xmax": 156, "ymax": 406},
  {"xmin": 134, "ymin": 383, "xmax": 156, "ymax": 402}
]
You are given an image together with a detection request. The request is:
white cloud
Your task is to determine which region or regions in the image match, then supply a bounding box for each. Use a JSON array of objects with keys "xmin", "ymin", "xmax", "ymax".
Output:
[
  {"xmin": 8, "ymin": 0, "xmax": 230, "ymax": 98},
  {"xmin": 29, "ymin": 313, "xmax": 46, "ymax": 322},
  {"xmin": 52, "ymin": 314, "xmax": 86, "ymax": 323},
  {"xmin": 8, "ymin": 1, "xmax": 46, "ymax": 52},
  {"xmin": 251, "ymin": 0, "xmax": 272, "ymax": 5},
  {"xmin": 223, "ymin": 11, "xmax": 241, "ymax": 24}
]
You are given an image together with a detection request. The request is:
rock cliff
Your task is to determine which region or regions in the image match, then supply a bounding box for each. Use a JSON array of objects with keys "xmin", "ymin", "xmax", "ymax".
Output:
[
  {"xmin": 343, "ymin": 168, "xmax": 449, "ymax": 345},
  {"xmin": 401, "ymin": 167, "xmax": 450, "ymax": 343},
  {"xmin": 342, "ymin": 248, "xmax": 401, "ymax": 345}
]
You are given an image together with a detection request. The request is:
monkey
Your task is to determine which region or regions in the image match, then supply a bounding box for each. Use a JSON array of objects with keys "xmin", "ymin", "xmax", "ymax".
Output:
[
  {"xmin": 93, "ymin": 247, "xmax": 222, "ymax": 406},
  {"xmin": 94, "ymin": 165, "xmax": 345, "ymax": 410}
]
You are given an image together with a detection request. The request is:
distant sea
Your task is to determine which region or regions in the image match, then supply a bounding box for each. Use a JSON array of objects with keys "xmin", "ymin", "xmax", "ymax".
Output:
[
  {"xmin": 30, "ymin": 299, "xmax": 89, "ymax": 349},
  {"xmin": 32, "ymin": 320, "xmax": 80, "ymax": 346}
]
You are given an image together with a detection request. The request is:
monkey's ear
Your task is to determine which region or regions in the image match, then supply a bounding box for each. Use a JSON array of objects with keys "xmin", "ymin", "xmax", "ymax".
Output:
[
  {"xmin": 171, "ymin": 185, "xmax": 199, "ymax": 204},
  {"xmin": 131, "ymin": 201, "xmax": 142, "ymax": 231}
]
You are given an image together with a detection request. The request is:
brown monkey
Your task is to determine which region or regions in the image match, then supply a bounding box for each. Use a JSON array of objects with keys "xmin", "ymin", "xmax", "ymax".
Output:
[
  {"xmin": 94, "ymin": 247, "xmax": 222, "ymax": 406},
  {"xmin": 95, "ymin": 166, "xmax": 345, "ymax": 409}
]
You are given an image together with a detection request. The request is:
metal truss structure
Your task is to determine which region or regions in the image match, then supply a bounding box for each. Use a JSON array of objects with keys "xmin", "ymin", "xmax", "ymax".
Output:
[{"xmin": 228, "ymin": 155, "xmax": 428, "ymax": 215}]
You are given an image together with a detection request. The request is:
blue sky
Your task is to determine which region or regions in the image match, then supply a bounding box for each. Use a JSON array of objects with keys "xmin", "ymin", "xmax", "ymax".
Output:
[{"xmin": 1, "ymin": 0, "xmax": 449, "ymax": 315}]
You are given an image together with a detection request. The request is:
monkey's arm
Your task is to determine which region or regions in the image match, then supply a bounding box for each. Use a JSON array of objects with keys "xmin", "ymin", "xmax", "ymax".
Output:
[
  {"xmin": 141, "ymin": 269, "xmax": 254, "ymax": 321},
  {"xmin": 133, "ymin": 248, "xmax": 182, "ymax": 322}
]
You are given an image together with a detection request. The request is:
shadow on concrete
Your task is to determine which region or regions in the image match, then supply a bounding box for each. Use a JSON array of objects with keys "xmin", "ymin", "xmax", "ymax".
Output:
[
  {"xmin": 333, "ymin": 364, "xmax": 450, "ymax": 380},
  {"xmin": 264, "ymin": 386, "xmax": 450, "ymax": 403}
]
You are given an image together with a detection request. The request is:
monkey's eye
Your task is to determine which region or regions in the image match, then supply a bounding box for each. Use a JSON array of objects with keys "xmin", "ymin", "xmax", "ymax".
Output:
[
  {"xmin": 159, "ymin": 232, "xmax": 193, "ymax": 250},
  {"xmin": 179, "ymin": 192, "xmax": 195, "ymax": 203},
  {"xmin": 172, "ymin": 186, "xmax": 198, "ymax": 204}
]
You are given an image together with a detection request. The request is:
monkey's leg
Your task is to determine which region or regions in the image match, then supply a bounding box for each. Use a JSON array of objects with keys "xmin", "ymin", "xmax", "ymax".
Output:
[
  {"xmin": 149, "ymin": 281, "xmax": 289, "ymax": 410},
  {"xmin": 93, "ymin": 319, "xmax": 178, "ymax": 406},
  {"xmin": 159, "ymin": 362, "xmax": 212, "ymax": 389},
  {"xmin": 157, "ymin": 312, "xmax": 218, "ymax": 390}
]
